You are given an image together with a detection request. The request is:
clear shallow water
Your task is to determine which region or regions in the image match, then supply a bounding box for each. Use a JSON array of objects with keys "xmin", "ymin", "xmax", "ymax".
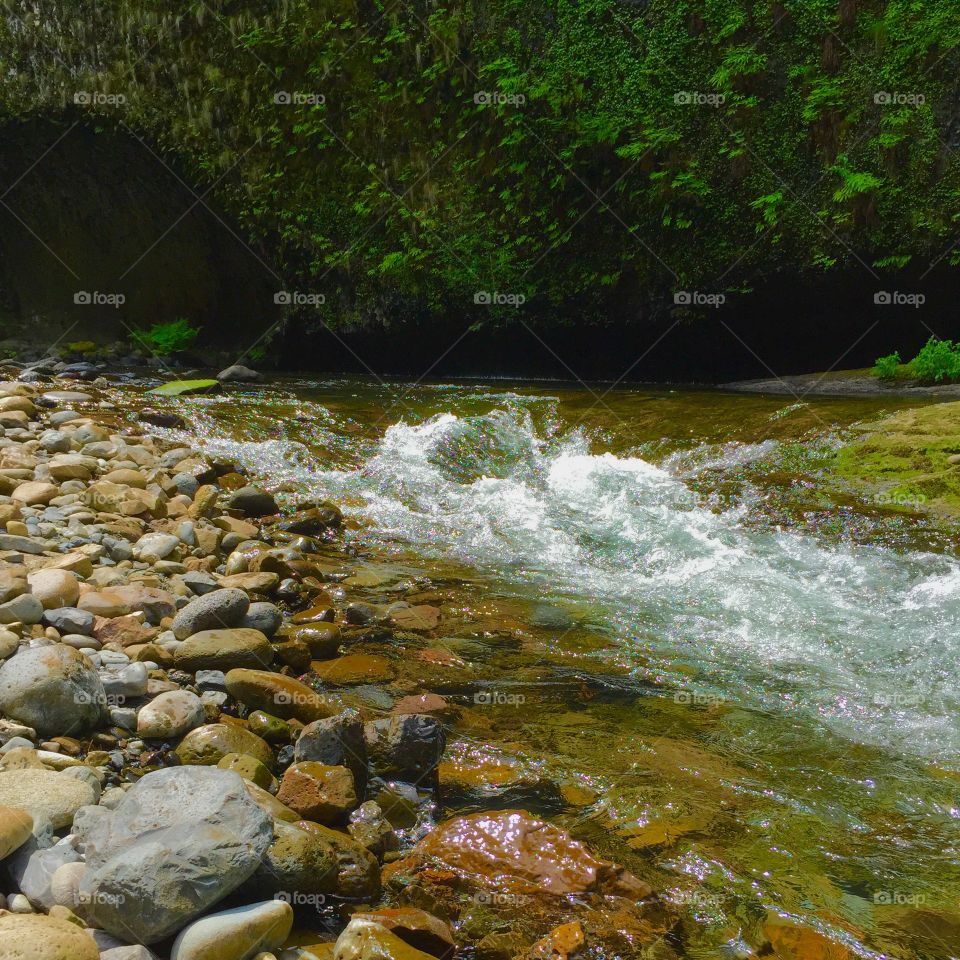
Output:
[{"xmin": 120, "ymin": 379, "xmax": 960, "ymax": 959}]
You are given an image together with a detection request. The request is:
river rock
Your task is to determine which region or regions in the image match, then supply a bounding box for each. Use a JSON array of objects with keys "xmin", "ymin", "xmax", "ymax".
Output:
[
  {"xmin": 9, "ymin": 833, "xmax": 83, "ymax": 909},
  {"xmin": 0, "ymin": 534, "xmax": 47, "ymax": 554},
  {"xmin": 295, "ymin": 709, "xmax": 367, "ymax": 793},
  {"xmin": 252, "ymin": 818, "xmax": 380, "ymax": 901},
  {"xmin": 136, "ymin": 690, "xmax": 205, "ymax": 739},
  {"xmin": 364, "ymin": 714, "xmax": 445, "ymax": 781},
  {"xmin": 333, "ymin": 919, "xmax": 437, "ymax": 960},
  {"xmin": 0, "ymin": 592, "xmax": 44, "ymax": 624},
  {"xmin": 175, "ymin": 723, "xmax": 274, "ymax": 767},
  {"xmin": 0, "ymin": 913, "xmax": 99, "ymax": 960},
  {"xmin": 279, "ymin": 503, "xmax": 342, "ymax": 535},
  {"xmin": 0, "ymin": 768, "xmax": 95, "ymax": 828},
  {"xmin": 276, "ymin": 763, "xmax": 357, "ymax": 823},
  {"xmin": 288, "ymin": 622, "xmax": 341, "ymax": 658},
  {"xmin": 148, "ymin": 379, "xmax": 222, "ymax": 397},
  {"xmin": 170, "ymin": 899, "xmax": 293, "ymax": 960},
  {"xmin": 313, "ymin": 654, "xmax": 395, "ymax": 685},
  {"xmin": 77, "ymin": 766, "xmax": 274, "ymax": 944},
  {"xmin": 0, "ymin": 804, "xmax": 33, "ymax": 860},
  {"xmin": 240, "ymin": 601, "xmax": 283, "ymax": 636},
  {"xmin": 228, "ymin": 487, "xmax": 278, "ymax": 518},
  {"xmin": 174, "ymin": 628, "xmax": 273, "ymax": 672},
  {"xmin": 348, "ymin": 801, "xmax": 398, "ymax": 857},
  {"xmin": 217, "ymin": 753, "xmax": 276, "ymax": 791},
  {"xmin": 217, "ymin": 364, "xmax": 262, "ymax": 383},
  {"xmin": 133, "ymin": 532, "xmax": 180, "ymax": 562},
  {"xmin": 11, "ymin": 481, "xmax": 59, "ymax": 506},
  {"xmin": 172, "ymin": 588, "xmax": 250, "ymax": 640},
  {"xmin": 225, "ymin": 668, "xmax": 336, "ymax": 723},
  {"xmin": 0, "ymin": 629, "xmax": 19, "ymax": 659},
  {"xmin": 0, "ymin": 645, "xmax": 107, "ymax": 735},
  {"xmin": 27, "ymin": 569, "xmax": 80, "ymax": 609},
  {"xmin": 109, "ymin": 585, "xmax": 178, "ymax": 624},
  {"xmin": 43, "ymin": 606, "xmax": 95, "ymax": 635},
  {"xmin": 385, "ymin": 809, "xmax": 650, "ymax": 897}
]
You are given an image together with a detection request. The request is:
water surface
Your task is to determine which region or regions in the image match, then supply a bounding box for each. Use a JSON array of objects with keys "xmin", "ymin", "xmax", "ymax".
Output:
[{"xmin": 120, "ymin": 379, "xmax": 960, "ymax": 959}]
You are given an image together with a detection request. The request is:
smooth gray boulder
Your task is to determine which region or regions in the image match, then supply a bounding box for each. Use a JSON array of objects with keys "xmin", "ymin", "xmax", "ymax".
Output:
[
  {"xmin": 43, "ymin": 606, "xmax": 95, "ymax": 636},
  {"xmin": 0, "ymin": 644, "xmax": 107, "ymax": 735},
  {"xmin": 239, "ymin": 601, "xmax": 282, "ymax": 637},
  {"xmin": 171, "ymin": 588, "xmax": 249, "ymax": 640},
  {"xmin": 76, "ymin": 766, "xmax": 273, "ymax": 944}
]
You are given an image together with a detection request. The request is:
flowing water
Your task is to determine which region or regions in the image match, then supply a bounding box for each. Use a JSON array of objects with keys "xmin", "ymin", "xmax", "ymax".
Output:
[{"xmin": 119, "ymin": 378, "xmax": 960, "ymax": 959}]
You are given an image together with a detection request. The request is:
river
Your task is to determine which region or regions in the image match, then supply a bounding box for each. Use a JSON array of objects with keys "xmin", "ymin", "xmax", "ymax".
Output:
[{"xmin": 117, "ymin": 377, "xmax": 960, "ymax": 960}]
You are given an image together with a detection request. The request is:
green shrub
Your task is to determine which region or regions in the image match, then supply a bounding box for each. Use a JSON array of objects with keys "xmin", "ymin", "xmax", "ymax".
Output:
[
  {"xmin": 872, "ymin": 351, "xmax": 902, "ymax": 380},
  {"xmin": 131, "ymin": 318, "xmax": 200, "ymax": 356},
  {"xmin": 910, "ymin": 337, "xmax": 960, "ymax": 383}
]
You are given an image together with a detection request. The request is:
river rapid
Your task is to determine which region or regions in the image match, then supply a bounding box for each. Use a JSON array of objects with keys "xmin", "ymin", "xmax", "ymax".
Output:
[{"xmin": 119, "ymin": 377, "xmax": 960, "ymax": 960}]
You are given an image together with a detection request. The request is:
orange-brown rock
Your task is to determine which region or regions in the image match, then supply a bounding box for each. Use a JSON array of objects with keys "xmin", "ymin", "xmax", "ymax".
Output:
[
  {"xmin": 276, "ymin": 762, "xmax": 357, "ymax": 823},
  {"xmin": 384, "ymin": 810, "xmax": 649, "ymax": 898},
  {"xmin": 311, "ymin": 654, "xmax": 394, "ymax": 686}
]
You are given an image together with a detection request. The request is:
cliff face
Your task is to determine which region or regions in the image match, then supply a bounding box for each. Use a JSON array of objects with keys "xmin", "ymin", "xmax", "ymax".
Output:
[
  {"xmin": 0, "ymin": 120, "xmax": 278, "ymax": 351},
  {"xmin": 0, "ymin": 1, "xmax": 958, "ymax": 375}
]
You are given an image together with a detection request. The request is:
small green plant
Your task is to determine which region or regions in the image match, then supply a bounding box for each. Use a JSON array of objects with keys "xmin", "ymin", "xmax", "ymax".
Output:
[
  {"xmin": 131, "ymin": 318, "xmax": 200, "ymax": 356},
  {"xmin": 910, "ymin": 337, "xmax": 960, "ymax": 383},
  {"xmin": 872, "ymin": 351, "xmax": 902, "ymax": 380}
]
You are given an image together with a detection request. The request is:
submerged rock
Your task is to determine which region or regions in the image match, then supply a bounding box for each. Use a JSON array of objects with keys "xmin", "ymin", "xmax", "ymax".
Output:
[
  {"xmin": 147, "ymin": 379, "xmax": 222, "ymax": 397},
  {"xmin": 217, "ymin": 364, "xmax": 262, "ymax": 383}
]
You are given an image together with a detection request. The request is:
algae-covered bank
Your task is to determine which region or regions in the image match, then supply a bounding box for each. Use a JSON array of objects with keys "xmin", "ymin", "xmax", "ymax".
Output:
[{"xmin": 831, "ymin": 399, "xmax": 960, "ymax": 518}]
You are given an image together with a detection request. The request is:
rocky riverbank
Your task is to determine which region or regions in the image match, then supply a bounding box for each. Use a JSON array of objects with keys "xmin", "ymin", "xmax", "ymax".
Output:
[{"xmin": 0, "ymin": 376, "xmax": 679, "ymax": 960}]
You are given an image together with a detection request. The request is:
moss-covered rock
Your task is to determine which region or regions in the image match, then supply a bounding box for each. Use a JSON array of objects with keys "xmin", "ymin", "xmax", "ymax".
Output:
[
  {"xmin": 829, "ymin": 401, "xmax": 960, "ymax": 516},
  {"xmin": 148, "ymin": 380, "xmax": 222, "ymax": 397}
]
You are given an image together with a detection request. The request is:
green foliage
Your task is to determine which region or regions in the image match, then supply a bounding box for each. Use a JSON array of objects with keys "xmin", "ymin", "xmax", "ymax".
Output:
[
  {"xmin": 872, "ymin": 351, "xmax": 902, "ymax": 380},
  {"xmin": 910, "ymin": 337, "xmax": 960, "ymax": 384},
  {"xmin": 131, "ymin": 318, "xmax": 200, "ymax": 356},
  {"xmin": 874, "ymin": 338, "xmax": 960, "ymax": 383},
  {"xmin": 0, "ymin": 0, "xmax": 959, "ymax": 326}
]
